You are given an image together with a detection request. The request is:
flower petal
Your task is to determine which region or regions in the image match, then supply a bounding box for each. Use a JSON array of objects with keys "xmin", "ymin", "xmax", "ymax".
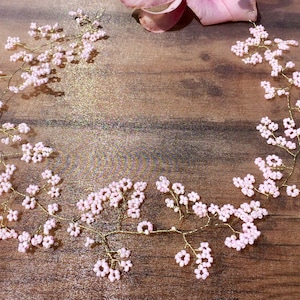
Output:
[
  {"xmin": 137, "ymin": 0, "xmax": 187, "ymax": 33},
  {"xmin": 187, "ymin": 0, "xmax": 257, "ymax": 25},
  {"xmin": 121, "ymin": 0, "xmax": 174, "ymax": 8}
]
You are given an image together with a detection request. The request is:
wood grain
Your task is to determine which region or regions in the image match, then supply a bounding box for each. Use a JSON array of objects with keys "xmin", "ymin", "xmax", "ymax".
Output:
[{"xmin": 0, "ymin": 1, "xmax": 300, "ymax": 299}]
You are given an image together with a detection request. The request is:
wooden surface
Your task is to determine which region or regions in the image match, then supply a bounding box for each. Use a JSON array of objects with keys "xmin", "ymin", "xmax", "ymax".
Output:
[{"xmin": 0, "ymin": 1, "xmax": 300, "ymax": 299}]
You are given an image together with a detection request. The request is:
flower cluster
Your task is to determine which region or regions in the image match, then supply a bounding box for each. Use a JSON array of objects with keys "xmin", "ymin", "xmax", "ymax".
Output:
[
  {"xmin": 19, "ymin": 170, "xmax": 60, "ymax": 210},
  {"xmin": 93, "ymin": 247, "xmax": 132, "ymax": 282},
  {"xmin": 1, "ymin": 9, "xmax": 106, "ymax": 94},
  {"xmin": 0, "ymin": 15, "xmax": 299, "ymax": 285},
  {"xmin": 156, "ymin": 175, "xmax": 204, "ymax": 219},
  {"xmin": 0, "ymin": 120, "xmax": 53, "ymax": 164},
  {"xmin": 67, "ymin": 175, "xmax": 269, "ymax": 281},
  {"xmin": 0, "ymin": 12, "xmax": 106, "ymax": 259},
  {"xmin": 71, "ymin": 178, "xmax": 148, "ymax": 281},
  {"xmin": 0, "ymin": 11, "xmax": 106, "ymax": 255},
  {"xmin": 75, "ymin": 178, "xmax": 147, "ymax": 227},
  {"xmin": 175, "ymin": 243, "xmax": 213, "ymax": 280},
  {"xmin": 21, "ymin": 142, "xmax": 53, "ymax": 163},
  {"xmin": 0, "ymin": 164, "xmax": 16, "ymax": 196},
  {"xmin": 233, "ymin": 153, "xmax": 287, "ymax": 199},
  {"xmin": 232, "ymin": 23, "xmax": 300, "ymax": 201},
  {"xmin": 232, "ymin": 24, "xmax": 299, "ymax": 98},
  {"xmin": 256, "ymin": 116, "xmax": 297, "ymax": 150},
  {"xmin": 155, "ymin": 176, "xmax": 268, "ymax": 279},
  {"xmin": 194, "ymin": 242, "xmax": 213, "ymax": 280},
  {"xmin": 1, "ymin": 122, "xmax": 30, "ymax": 145},
  {"xmin": 224, "ymin": 201, "xmax": 268, "ymax": 251},
  {"xmin": 0, "ymin": 168, "xmax": 61, "ymax": 253}
]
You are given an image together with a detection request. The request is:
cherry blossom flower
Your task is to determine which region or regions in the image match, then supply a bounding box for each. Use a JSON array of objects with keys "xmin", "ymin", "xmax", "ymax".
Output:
[
  {"xmin": 118, "ymin": 247, "xmax": 131, "ymax": 259},
  {"xmin": 120, "ymin": 260, "xmax": 133, "ymax": 272},
  {"xmin": 48, "ymin": 203, "xmax": 59, "ymax": 215},
  {"xmin": 127, "ymin": 207, "xmax": 141, "ymax": 218},
  {"xmin": 47, "ymin": 174, "xmax": 61, "ymax": 186},
  {"xmin": 194, "ymin": 264, "xmax": 209, "ymax": 280},
  {"xmin": 48, "ymin": 187, "xmax": 60, "ymax": 198},
  {"xmin": 22, "ymin": 196, "xmax": 36, "ymax": 209},
  {"xmin": 109, "ymin": 192, "xmax": 122, "ymax": 208},
  {"xmin": 258, "ymin": 179, "xmax": 280, "ymax": 198},
  {"xmin": 1, "ymin": 137, "xmax": 9, "ymax": 145},
  {"xmin": 192, "ymin": 201, "xmax": 207, "ymax": 218},
  {"xmin": 131, "ymin": 190, "xmax": 145, "ymax": 202},
  {"xmin": 93, "ymin": 259, "xmax": 110, "ymax": 277},
  {"xmin": 165, "ymin": 197, "xmax": 175, "ymax": 208},
  {"xmin": 0, "ymin": 181, "xmax": 12, "ymax": 194},
  {"xmin": 17, "ymin": 231, "xmax": 31, "ymax": 253},
  {"xmin": 31, "ymin": 234, "xmax": 43, "ymax": 246},
  {"xmin": 108, "ymin": 269, "xmax": 121, "ymax": 282},
  {"xmin": 41, "ymin": 169, "xmax": 53, "ymax": 179},
  {"xmin": 172, "ymin": 182, "xmax": 185, "ymax": 195},
  {"xmin": 119, "ymin": 178, "xmax": 133, "ymax": 191},
  {"xmin": 286, "ymin": 185, "xmax": 299, "ymax": 197},
  {"xmin": 42, "ymin": 235, "xmax": 54, "ymax": 248},
  {"xmin": 43, "ymin": 218, "xmax": 57, "ymax": 235},
  {"xmin": 293, "ymin": 71, "xmax": 300, "ymax": 87},
  {"xmin": 84, "ymin": 237, "xmax": 95, "ymax": 248},
  {"xmin": 187, "ymin": 191, "xmax": 200, "ymax": 202},
  {"xmin": 133, "ymin": 181, "xmax": 147, "ymax": 192},
  {"xmin": 7, "ymin": 209, "xmax": 19, "ymax": 222},
  {"xmin": 26, "ymin": 184, "xmax": 40, "ymax": 195},
  {"xmin": 67, "ymin": 222, "xmax": 81, "ymax": 237},
  {"xmin": 80, "ymin": 212, "xmax": 95, "ymax": 224},
  {"xmin": 120, "ymin": 0, "xmax": 257, "ymax": 32},
  {"xmin": 156, "ymin": 176, "xmax": 170, "ymax": 192},
  {"xmin": 137, "ymin": 220, "xmax": 153, "ymax": 234},
  {"xmin": 179, "ymin": 195, "xmax": 188, "ymax": 205},
  {"xmin": 17, "ymin": 123, "xmax": 30, "ymax": 133},
  {"xmin": 175, "ymin": 249, "xmax": 190, "ymax": 267},
  {"xmin": 21, "ymin": 142, "xmax": 53, "ymax": 163}
]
